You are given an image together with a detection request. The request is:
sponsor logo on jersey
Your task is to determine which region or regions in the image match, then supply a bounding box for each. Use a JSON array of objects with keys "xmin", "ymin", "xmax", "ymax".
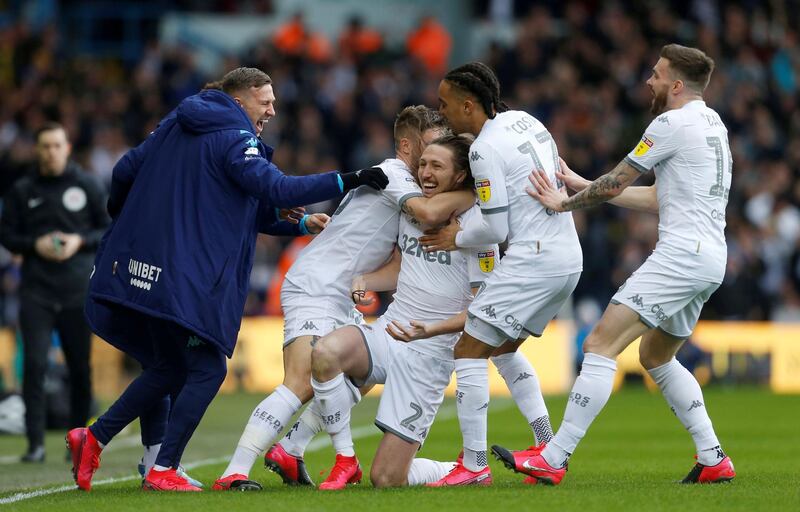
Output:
[
  {"xmin": 128, "ymin": 258, "xmax": 162, "ymax": 291},
  {"xmin": 476, "ymin": 179, "xmax": 491, "ymax": 202},
  {"xmin": 634, "ymin": 135, "xmax": 654, "ymax": 156},
  {"xmin": 477, "ymin": 250, "xmax": 495, "ymax": 272},
  {"xmin": 244, "ymin": 146, "xmax": 259, "ymax": 155}
]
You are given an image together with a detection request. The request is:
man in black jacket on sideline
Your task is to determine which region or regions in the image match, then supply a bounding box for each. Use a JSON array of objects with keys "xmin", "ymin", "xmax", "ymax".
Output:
[{"xmin": 0, "ymin": 122, "xmax": 109, "ymax": 462}]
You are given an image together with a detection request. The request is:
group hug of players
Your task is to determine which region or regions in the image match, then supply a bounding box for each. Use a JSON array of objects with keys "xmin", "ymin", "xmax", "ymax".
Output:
[
  {"xmin": 214, "ymin": 46, "xmax": 736, "ymax": 491},
  {"xmin": 66, "ymin": 43, "xmax": 735, "ymax": 492}
]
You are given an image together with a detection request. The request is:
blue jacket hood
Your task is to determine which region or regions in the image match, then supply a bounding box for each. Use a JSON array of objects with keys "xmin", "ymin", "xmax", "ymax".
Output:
[{"xmin": 176, "ymin": 89, "xmax": 256, "ymax": 135}]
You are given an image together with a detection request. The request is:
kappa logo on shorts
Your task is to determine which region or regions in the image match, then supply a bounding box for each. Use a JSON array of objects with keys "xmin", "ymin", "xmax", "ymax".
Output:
[
  {"xmin": 480, "ymin": 305, "xmax": 497, "ymax": 319},
  {"xmin": 627, "ymin": 294, "xmax": 645, "ymax": 308},
  {"xmin": 475, "ymin": 179, "xmax": 491, "ymax": 203},
  {"xmin": 301, "ymin": 320, "xmax": 319, "ymax": 331},
  {"xmin": 187, "ymin": 335, "xmax": 204, "ymax": 348}
]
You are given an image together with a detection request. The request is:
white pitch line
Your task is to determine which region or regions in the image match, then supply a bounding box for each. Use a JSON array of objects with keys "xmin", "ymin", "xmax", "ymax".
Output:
[
  {"xmin": 0, "ymin": 400, "xmax": 512, "ymax": 506},
  {"xmin": 0, "ymin": 435, "xmax": 141, "ymax": 467}
]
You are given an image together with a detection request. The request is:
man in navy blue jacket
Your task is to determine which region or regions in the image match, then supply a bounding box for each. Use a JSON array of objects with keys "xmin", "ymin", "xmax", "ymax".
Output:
[{"xmin": 66, "ymin": 67, "xmax": 388, "ymax": 492}]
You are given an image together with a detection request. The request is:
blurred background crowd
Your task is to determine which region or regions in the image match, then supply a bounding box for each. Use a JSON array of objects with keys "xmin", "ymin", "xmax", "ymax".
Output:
[{"xmin": 1, "ymin": 0, "xmax": 798, "ymax": 327}]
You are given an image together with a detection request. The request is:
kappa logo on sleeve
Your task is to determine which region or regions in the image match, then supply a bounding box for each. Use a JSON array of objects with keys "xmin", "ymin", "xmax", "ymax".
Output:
[
  {"xmin": 634, "ymin": 135, "xmax": 654, "ymax": 156},
  {"xmin": 476, "ymin": 179, "xmax": 491, "ymax": 202},
  {"xmin": 477, "ymin": 250, "xmax": 495, "ymax": 272}
]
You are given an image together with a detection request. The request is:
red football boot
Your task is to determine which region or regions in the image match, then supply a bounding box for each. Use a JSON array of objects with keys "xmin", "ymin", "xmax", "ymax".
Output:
[
  {"xmin": 264, "ymin": 444, "xmax": 315, "ymax": 486},
  {"xmin": 681, "ymin": 456, "xmax": 735, "ymax": 484},
  {"xmin": 212, "ymin": 473, "xmax": 263, "ymax": 491},
  {"xmin": 66, "ymin": 428, "xmax": 102, "ymax": 491},
  {"xmin": 143, "ymin": 467, "xmax": 202, "ymax": 491},
  {"xmin": 492, "ymin": 444, "xmax": 565, "ymax": 485},
  {"xmin": 427, "ymin": 462, "xmax": 492, "ymax": 487},
  {"xmin": 318, "ymin": 454, "xmax": 362, "ymax": 490}
]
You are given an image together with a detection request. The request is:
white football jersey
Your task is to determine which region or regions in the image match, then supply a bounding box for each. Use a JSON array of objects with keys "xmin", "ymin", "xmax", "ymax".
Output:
[
  {"xmin": 469, "ymin": 110, "xmax": 582, "ymax": 276},
  {"xmin": 385, "ymin": 205, "xmax": 498, "ymax": 360},
  {"xmin": 284, "ymin": 159, "xmax": 422, "ymax": 298},
  {"xmin": 624, "ymin": 100, "xmax": 731, "ymax": 283}
]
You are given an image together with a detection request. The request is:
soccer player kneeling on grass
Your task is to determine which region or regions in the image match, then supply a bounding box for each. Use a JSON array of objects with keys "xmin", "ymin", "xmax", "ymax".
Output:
[
  {"xmin": 212, "ymin": 107, "xmax": 478, "ymax": 491},
  {"xmin": 309, "ymin": 135, "xmax": 498, "ymax": 489}
]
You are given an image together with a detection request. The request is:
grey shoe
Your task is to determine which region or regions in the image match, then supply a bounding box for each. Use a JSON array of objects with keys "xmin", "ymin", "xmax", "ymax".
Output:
[{"xmin": 21, "ymin": 446, "xmax": 45, "ymax": 463}]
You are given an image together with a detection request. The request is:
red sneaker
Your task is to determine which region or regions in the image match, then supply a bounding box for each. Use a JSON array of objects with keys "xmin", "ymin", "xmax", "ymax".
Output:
[
  {"xmin": 318, "ymin": 454, "xmax": 362, "ymax": 490},
  {"xmin": 143, "ymin": 467, "xmax": 202, "ymax": 491},
  {"xmin": 66, "ymin": 428, "xmax": 102, "ymax": 491},
  {"xmin": 491, "ymin": 444, "xmax": 565, "ymax": 485},
  {"xmin": 212, "ymin": 473, "xmax": 263, "ymax": 491},
  {"xmin": 427, "ymin": 462, "xmax": 492, "ymax": 487},
  {"xmin": 681, "ymin": 456, "xmax": 735, "ymax": 484},
  {"xmin": 264, "ymin": 444, "xmax": 315, "ymax": 486}
]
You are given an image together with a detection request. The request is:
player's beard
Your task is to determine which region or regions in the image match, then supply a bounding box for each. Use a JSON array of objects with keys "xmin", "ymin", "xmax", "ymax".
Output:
[{"xmin": 650, "ymin": 87, "xmax": 668, "ymax": 115}]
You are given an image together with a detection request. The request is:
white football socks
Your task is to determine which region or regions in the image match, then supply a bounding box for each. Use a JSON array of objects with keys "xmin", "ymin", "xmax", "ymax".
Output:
[
  {"xmin": 543, "ymin": 353, "xmax": 617, "ymax": 468},
  {"xmin": 491, "ymin": 352, "xmax": 553, "ymax": 444},
  {"xmin": 648, "ymin": 358, "xmax": 724, "ymax": 466},
  {"xmin": 407, "ymin": 458, "xmax": 457, "ymax": 485},
  {"xmin": 311, "ymin": 373, "xmax": 360, "ymax": 457},
  {"xmin": 454, "ymin": 358, "xmax": 490, "ymax": 471},
  {"xmin": 279, "ymin": 399, "xmax": 325, "ymax": 458},
  {"xmin": 142, "ymin": 443, "xmax": 161, "ymax": 474},
  {"xmin": 222, "ymin": 384, "xmax": 302, "ymax": 478}
]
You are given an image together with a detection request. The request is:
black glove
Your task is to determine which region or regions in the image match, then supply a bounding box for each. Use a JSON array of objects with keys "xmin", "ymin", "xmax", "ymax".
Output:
[{"xmin": 340, "ymin": 167, "xmax": 389, "ymax": 191}]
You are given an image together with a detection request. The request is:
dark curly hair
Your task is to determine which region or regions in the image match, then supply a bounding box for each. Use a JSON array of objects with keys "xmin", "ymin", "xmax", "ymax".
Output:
[{"xmin": 443, "ymin": 62, "xmax": 509, "ymax": 119}]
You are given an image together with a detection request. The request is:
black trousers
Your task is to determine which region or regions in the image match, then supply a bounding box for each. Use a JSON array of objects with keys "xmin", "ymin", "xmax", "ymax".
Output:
[{"xmin": 19, "ymin": 295, "xmax": 92, "ymax": 449}]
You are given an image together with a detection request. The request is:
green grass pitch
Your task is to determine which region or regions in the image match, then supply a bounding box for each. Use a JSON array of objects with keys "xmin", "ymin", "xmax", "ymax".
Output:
[{"xmin": 1, "ymin": 387, "xmax": 797, "ymax": 511}]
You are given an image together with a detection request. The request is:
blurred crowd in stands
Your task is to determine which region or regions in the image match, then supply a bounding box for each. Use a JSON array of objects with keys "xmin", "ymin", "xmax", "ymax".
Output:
[{"xmin": 0, "ymin": 0, "xmax": 798, "ymax": 326}]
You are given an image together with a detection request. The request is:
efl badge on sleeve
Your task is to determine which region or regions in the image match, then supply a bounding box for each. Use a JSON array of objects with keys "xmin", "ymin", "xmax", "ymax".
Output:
[
  {"xmin": 634, "ymin": 135, "xmax": 654, "ymax": 156},
  {"xmin": 476, "ymin": 179, "xmax": 491, "ymax": 202},
  {"xmin": 477, "ymin": 250, "xmax": 495, "ymax": 272}
]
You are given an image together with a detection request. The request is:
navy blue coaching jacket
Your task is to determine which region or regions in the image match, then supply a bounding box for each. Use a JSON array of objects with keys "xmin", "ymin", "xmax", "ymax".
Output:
[{"xmin": 86, "ymin": 89, "xmax": 342, "ymax": 357}]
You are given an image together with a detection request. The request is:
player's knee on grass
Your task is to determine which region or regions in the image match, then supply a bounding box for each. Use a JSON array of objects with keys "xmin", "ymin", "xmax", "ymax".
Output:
[{"xmin": 370, "ymin": 458, "xmax": 407, "ymax": 488}]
